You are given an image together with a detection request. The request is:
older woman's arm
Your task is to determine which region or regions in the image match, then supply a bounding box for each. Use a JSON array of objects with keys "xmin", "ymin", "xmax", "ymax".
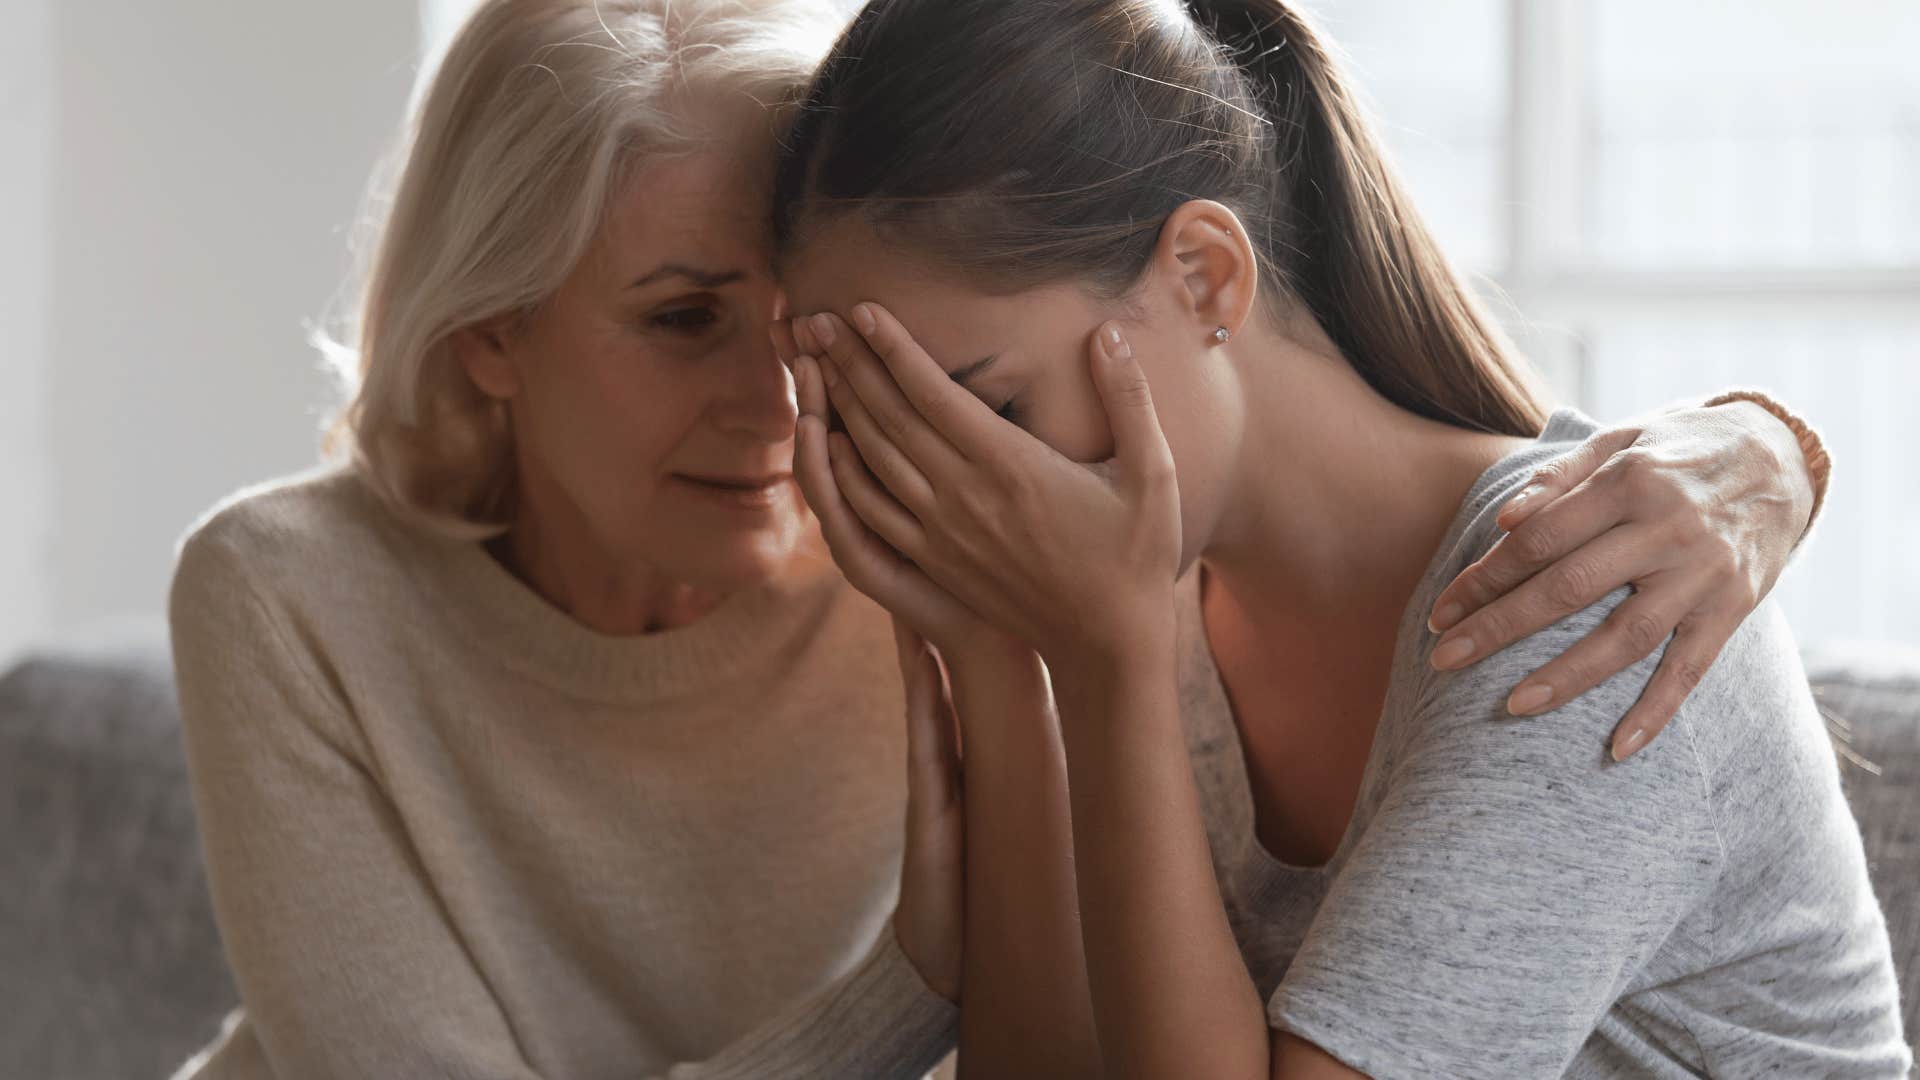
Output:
[{"xmin": 169, "ymin": 534, "xmax": 954, "ymax": 1080}]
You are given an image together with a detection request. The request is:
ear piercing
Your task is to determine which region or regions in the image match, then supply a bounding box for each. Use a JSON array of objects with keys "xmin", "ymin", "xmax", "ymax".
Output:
[{"xmin": 1213, "ymin": 326, "xmax": 1232, "ymax": 344}]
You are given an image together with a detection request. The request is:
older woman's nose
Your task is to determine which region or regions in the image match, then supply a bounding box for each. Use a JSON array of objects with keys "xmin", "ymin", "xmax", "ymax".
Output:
[{"xmin": 712, "ymin": 337, "xmax": 801, "ymax": 443}]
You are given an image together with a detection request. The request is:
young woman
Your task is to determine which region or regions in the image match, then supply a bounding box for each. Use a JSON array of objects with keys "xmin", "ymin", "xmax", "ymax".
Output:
[
  {"xmin": 775, "ymin": 0, "xmax": 1909, "ymax": 1075},
  {"xmin": 167, "ymin": 0, "xmax": 1838, "ymax": 1076}
]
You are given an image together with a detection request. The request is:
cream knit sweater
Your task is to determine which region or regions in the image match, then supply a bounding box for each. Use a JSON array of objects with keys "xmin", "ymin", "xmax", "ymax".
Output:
[{"xmin": 166, "ymin": 466, "xmax": 957, "ymax": 1079}]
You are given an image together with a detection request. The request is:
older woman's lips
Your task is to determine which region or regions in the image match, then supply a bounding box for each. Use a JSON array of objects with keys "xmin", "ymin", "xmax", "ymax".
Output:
[{"xmin": 671, "ymin": 472, "xmax": 793, "ymax": 509}]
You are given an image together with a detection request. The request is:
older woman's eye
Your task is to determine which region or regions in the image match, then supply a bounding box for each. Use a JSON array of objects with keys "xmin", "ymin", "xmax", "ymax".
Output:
[{"xmin": 650, "ymin": 306, "xmax": 719, "ymax": 332}]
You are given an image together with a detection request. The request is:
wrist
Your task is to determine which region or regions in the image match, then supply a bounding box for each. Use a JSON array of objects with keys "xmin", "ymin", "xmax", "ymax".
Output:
[
  {"xmin": 944, "ymin": 638, "xmax": 1050, "ymax": 725},
  {"xmin": 1046, "ymin": 616, "xmax": 1178, "ymax": 725},
  {"xmin": 1707, "ymin": 391, "xmax": 1830, "ymax": 532},
  {"xmin": 1044, "ymin": 591, "xmax": 1177, "ymax": 677}
]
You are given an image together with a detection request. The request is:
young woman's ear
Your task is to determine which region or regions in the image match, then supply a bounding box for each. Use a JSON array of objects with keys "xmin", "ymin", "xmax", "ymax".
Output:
[
  {"xmin": 454, "ymin": 319, "xmax": 521, "ymax": 401},
  {"xmin": 1152, "ymin": 199, "xmax": 1260, "ymax": 345}
]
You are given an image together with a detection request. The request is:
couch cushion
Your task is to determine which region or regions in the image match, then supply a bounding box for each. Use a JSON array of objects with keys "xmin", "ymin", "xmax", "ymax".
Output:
[
  {"xmin": 2, "ymin": 625, "xmax": 1914, "ymax": 1070},
  {"xmin": 1805, "ymin": 642, "xmax": 1920, "ymax": 1049},
  {"xmin": 0, "ymin": 618, "xmax": 236, "ymax": 1079}
]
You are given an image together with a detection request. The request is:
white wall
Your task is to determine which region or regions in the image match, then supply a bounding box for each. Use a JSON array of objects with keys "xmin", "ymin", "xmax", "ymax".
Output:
[
  {"xmin": 1, "ymin": 1, "xmax": 420, "ymax": 663},
  {"xmin": 0, "ymin": 0, "xmax": 55, "ymax": 666}
]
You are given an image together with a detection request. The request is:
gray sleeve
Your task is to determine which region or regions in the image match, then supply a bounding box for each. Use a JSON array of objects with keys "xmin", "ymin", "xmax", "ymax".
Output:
[
  {"xmin": 171, "ymin": 528, "xmax": 955, "ymax": 1080},
  {"xmin": 1265, "ymin": 588, "xmax": 1725, "ymax": 1078}
]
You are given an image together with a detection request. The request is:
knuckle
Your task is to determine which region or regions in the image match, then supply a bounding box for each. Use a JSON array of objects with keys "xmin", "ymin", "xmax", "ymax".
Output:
[
  {"xmin": 1471, "ymin": 605, "xmax": 1516, "ymax": 649},
  {"xmin": 875, "ymin": 405, "xmax": 911, "ymax": 445},
  {"xmin": 1554, "ymin": 658, "xmax": 1593, "ymax": 694},
  {"xmin": 913, "ymin": 388, "xmax": 949, "ymax": 425},
  {"xmin": 1614, "ymin": 449, "xmax": 1663, "ymax": 495},
  {"xmin": 1546, "ymin": 558, "xmax": 1600, "ymax": 610},
  {"xmin": 1117, "ymin": 376, "xmax": 1155, "ymax": 411},
  {"xmin": 1667, "ymin": 651, "xmax": 1710, "ymax": 691},
  {"xmin": 1513, "ymin": 520, "xmax": 1561, "ymax": 565},
  {"xmin": 1618, "ymin": 610, "xmax": 1669, "ymax": 656}
]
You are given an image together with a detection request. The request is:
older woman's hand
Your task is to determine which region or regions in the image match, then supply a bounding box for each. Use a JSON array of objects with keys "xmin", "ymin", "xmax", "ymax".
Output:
[
  {"xmin": 1428, "ymin": 401, "xmax": 1817, "ymax": 759},
  {"xmin": 890, "ymin": 619, "xmax": 965, "ymax": 1003}
]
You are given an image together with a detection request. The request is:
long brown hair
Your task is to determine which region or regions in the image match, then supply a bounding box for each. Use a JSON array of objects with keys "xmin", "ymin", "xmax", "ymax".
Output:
[{"xmin": 772, "ymin": 0, "xmax": 1547, "ymax": 437}]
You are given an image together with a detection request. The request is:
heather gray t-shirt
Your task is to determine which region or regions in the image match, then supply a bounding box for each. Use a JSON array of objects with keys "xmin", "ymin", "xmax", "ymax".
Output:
[{"xmin": 1181, "ymin": 408, "xmax": 1910, "ymax": 1077}]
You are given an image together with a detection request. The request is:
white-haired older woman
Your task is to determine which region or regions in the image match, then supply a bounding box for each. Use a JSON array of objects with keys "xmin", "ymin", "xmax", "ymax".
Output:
[{"xmin": 164, "ymin": 0, "xmax": 1830, "ymax": 1076}]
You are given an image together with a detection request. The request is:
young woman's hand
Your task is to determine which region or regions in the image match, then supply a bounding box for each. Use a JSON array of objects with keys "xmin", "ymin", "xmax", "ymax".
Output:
[
  {"xmin": 890, "ymin": 619, "xmax": 965, "ymax": 1003},
  {"xmin": 795, "ymin": 305, "xmax": 1181, "ymax": 670},
  {"xmin": 788, "ymin": 329, "xmax": 1015, "ymax": 663},
  {"xmin": 1427, "ymin": 401, "xmax": 1818, "ymax": 759}
]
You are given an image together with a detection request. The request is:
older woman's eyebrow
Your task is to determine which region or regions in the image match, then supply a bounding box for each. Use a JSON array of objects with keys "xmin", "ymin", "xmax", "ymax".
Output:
[
  {"xmin": 628, "ymin": 263, "xmax": 746, "ymax": 290},
  {"xmin": 948, "ymin": 354, "xmax": 999, "ymax": 388}
]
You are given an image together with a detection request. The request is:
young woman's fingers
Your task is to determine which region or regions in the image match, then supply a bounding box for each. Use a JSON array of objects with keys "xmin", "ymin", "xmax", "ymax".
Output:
[
  {"xmin": 1494, "ymin": 425, "xmax": 1640, "ymax": 532},
  {"xmin": 792, "ymin": 314, "xmax": 823, "ymax": 356},
  {"xmin": 1430, "ymin": 526, "xmax": 1656, "ymax": 672},
  {"xmin": 848, "ymin": 302, "xmax": 1008, "ymax": 461},
  {"xmin": 1494, "ymin": 587, "xmax": 1696, "ymax": 717},
  {"xmin": 1428, "ymin": 469, "xmax": 1635, "ymax": 633},
  {"xmin": 794, "ymin": 355, "xmax": 829, "ymax": 424},
  {"xmin": 817, "ymin": 342, "xmax": 936, "ymax": 515},
  {"xmin": 1089, "ymin": 322, "xmax": 1175, "ymax": 492},
  {"xmin": 1610, "ymin": 615, "xmax": 1735, "ymax": 761},
  {"xmin": 795, "ymin": 414, "xmax": 949, "ymax": 630},
  {"xmin": 829, "ymin": 430, "xmax": 929, "ymax": 560},
  {"xmin": 811, "ymin": 312, "xmax": 967, "ymax": 480}
]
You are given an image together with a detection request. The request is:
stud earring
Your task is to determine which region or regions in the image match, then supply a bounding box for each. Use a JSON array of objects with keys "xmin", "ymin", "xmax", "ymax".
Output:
[{"xmin": 1213, "ymin": 326, "xmax": 1232, "ymax": 344}]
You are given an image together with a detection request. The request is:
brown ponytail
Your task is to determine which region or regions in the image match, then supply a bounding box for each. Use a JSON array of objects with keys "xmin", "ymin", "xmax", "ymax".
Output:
[{"xmin": 774, "ymin": 0, "xmax": 1548, "ymax": 437}]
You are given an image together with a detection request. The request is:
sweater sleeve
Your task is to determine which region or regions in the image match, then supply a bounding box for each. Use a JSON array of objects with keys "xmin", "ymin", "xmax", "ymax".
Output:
[{"xmin": 169, "ymin": 526, "xmax": 957, "ymax": 1080}]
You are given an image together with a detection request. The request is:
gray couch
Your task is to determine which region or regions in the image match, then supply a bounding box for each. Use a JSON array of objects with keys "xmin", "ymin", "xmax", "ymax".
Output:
[{"xmin": 3, "ymin": 621, "xmax": 1916, "ymax": 1077}]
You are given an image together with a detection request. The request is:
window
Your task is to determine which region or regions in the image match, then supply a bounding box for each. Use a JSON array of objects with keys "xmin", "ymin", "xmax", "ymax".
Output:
[{"xmin": 1325, "ymin": 0, "xmax": 1920, "ymax": 646}]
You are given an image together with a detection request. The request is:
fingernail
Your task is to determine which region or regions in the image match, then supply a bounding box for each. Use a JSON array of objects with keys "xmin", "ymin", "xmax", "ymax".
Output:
[
  {"xmin": 1506, "ymin": 485, "xmax": 1541, "ymax": 515},
  {"xmin": 1611, "ymin": 725, "xmax": 1648, "ymax": 762},
  {"xmin": 810, "ymin": 313, "xmax": 836, "ymax": 348},
  {"xmin": 852, "ymin": 304, "xmax": 876, "ymax": 335},
  {"xmin": 1430, "ymin": 636, "xmax": 1476, "ymax": 670},
  {"xmin": 1428, "ymin": 602, "xmax": 1464, "ymax": 633},
  {"xmin": 1105, "ymin": 323, "xmax": 1132, "ymax": 361},
  {"xmin": 1508, "ymin": 683, "xmax": 1553, "ymax": 716}
]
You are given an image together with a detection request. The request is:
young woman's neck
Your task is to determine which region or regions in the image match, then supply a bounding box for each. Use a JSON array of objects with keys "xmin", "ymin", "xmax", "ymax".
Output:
[{"xmin": 1199, "ymin": 306, "xmax": 1527, "ymax": 640}]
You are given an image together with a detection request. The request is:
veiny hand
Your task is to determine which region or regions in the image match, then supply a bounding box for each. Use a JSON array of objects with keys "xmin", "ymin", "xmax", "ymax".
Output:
[
  {"xmin": 794, "ymin": 305, "xmax": 1181, "ymax": 668},
  {"xmin": 1427, "ymin": 402, "xmax": 1816, "ymax": 760},
  {"xmin": 890, "ymin": 618, "xmax": 965, "ymax": 1003}
]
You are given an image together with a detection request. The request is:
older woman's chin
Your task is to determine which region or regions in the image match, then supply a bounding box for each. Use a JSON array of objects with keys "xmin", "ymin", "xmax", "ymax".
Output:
[{"xmin": 656, "ymin": 500, "xmax": 825, "ymax": 589}]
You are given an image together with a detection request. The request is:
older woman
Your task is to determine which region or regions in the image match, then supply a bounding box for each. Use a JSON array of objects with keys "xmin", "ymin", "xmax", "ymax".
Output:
[{"xmin": 165, "ymin": 0, "xmax": 1828, "ymax": 1076}]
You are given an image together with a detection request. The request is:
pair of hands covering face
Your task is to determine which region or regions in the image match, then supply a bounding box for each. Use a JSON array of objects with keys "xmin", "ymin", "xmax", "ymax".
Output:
[
  {"xmin": 779, "ymin": 304, "xmax": 1814, "ymax": 751},
  {"xmin": 775, "ymin": 303, "xmax": 1813, "ymax": 1005}
]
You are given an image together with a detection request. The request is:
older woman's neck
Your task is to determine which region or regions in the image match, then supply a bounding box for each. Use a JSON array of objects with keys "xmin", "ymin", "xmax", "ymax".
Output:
[
  {"xmin": 492, "ymin": 477, "xmax": 727, "ymax": 636},
  {"xmin": 1200, "ymin": 315, "xmax": 1523, "ymax": 637}
]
